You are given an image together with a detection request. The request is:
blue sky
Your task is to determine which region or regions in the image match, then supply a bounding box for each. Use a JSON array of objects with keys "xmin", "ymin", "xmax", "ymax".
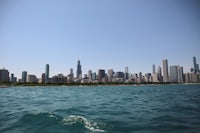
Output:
[{"xmin": 1, "ymin": 0, "xmax": 200, "ymax": 79}]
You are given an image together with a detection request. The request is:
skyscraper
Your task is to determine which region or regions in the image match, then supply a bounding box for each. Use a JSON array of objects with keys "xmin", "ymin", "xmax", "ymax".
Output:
[
  {"xmin": 115, "ymin": 72, "xmax": 124, "ymax": 78},
  {"xmin": 45, "ymin": 64, "xmax": 49, "ymax": 83},
  {"xmin": 11, "ymin": 74, "xmax": 14, "ymax": 82},
  {"xmin": 125, "ymin": 67, "xmax": 129, "ymax": 79},
  {"xmin": 70, "ymin": 68, "xmax": 74, "ymax": 78},
  {"xmin": 169, "ymin": 65, "xmax": 178, "ymax": 83},
  {"xmin": 0, "ymin": 68, "xmax": 9, "ymax": 82},
  {"xmin": 193, "ymin": 57, "xmax": 197, "ymax": 74},
  {"xmin": 98, "ymin": 69, "xmax": 105, "ymax": 82},
  {"xmin": 193, "ymin": 57, "xmax": 199, "ymax": 74},
  {"xmin": 88, "ymin": 70, "xmax": 92, "ymax": 80},
  {"xmin": 22, "ymin": 71, "xmax": 27, "ymax": 83},
  {"xmin": 184, "ymin": 73, "xmax": 190, "ymax": 83},
  {"xmin": 157, "ymin": 66, "xmax": 162, "ymax": 82},
  {"xmin": 76, "ymin": 60, "xmax": 82, "ymax": 79},
  {"xmin": 196, "ymin": 64, "xmax": 199, "ymax": 73},
  {"xmin": 152, "ymin": 64, "xmax": 156, "ymax": 73},
  {"xmin": 138, "ymin": 72, "xmax": 143, "ymax": 83},
  {"xmin": 177, "ymin": 66, "xmax": 184, "ymax": 83},
  {"xmin": 152, "ymin": 72, "xmax": 159, "ymax": 82},
  {"xmin": 125, "ymin": 67, "xmax": 128, "ymax": 73},
  {"xmin": 162, "ymin": 59, "xmax": 169, "ymax": 82},
  {"xmin": 92, "ymin": 73, "xmax": 96, "ymax": 80},
  {"xmin": 42, "ymin": 73, "xmax": 45, "ymax": 83},
  {"xmin": 108, "ymin": 69, "xmax": 114, "ymax": 82}
]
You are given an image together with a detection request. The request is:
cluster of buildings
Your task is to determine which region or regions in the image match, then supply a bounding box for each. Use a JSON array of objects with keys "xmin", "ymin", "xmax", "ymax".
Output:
[{"xmin": 0, "ymin": 57, "xmax": 200, "ymax": 84}]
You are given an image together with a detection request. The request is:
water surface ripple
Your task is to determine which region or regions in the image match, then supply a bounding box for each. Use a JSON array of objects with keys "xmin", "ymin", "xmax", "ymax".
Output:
[{"xmin": 0, "ymin": 84, "xmax": 200, "ymax": 133}]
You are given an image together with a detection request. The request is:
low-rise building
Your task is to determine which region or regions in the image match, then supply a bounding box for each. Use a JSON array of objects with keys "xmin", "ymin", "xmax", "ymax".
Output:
[{"xmin": 27, "ymin": 75, "xmax": 37, "ymax": 83}]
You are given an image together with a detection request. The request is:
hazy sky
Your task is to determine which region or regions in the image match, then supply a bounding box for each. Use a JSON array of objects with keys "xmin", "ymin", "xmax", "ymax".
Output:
[{"xmin": 1, "ymin": 0, "xmax": 200, "ymax": 79}]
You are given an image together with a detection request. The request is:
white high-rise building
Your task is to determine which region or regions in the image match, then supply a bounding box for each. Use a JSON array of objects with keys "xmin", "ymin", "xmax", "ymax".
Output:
[
  {"xmin": 177, "ymin": 66, "xmax": 184, "ymax": 83},
  {"xmin": 152, "ymin": 72, "xmax": 159, "ymax": 82},
  {"xmin": 108, "ymin": 69, "xmax": 114, "ymax": 82},
  {"xmin": 162, "ymin": 59, "xmax": 169, "ymax": 82}
]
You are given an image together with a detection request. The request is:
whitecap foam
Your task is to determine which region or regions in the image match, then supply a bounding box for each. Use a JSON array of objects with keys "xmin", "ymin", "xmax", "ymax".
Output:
[
  {"xmin": 62, "ymin": 115, "xmax": 105, "ymax": 132},
  {"xmin": 48, "ymin": 113, "xmax": 58, "ymax": 120}
]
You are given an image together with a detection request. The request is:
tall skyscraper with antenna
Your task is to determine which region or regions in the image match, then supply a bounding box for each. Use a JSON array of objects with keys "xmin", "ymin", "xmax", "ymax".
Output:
[{"xmin": 76, "ymin": 60, "xmax": 82, "ymax": 79}]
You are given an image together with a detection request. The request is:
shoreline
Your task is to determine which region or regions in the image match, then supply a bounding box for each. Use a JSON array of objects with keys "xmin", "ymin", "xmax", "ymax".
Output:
[{"xmin": 1, "ymin": 82, "xmax": 200, "ymax": 87}]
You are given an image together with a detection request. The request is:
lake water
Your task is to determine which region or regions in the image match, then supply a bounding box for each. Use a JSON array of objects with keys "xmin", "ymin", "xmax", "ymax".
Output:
[{"xmin": 0, "ymin": 84, "xmax": 200, "ymax": 133}]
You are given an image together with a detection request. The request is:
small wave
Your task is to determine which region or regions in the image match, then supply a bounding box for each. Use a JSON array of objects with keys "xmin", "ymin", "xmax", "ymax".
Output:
[
  {"xmin": 62, "ymin": 115, "xmax": 105, "ymax": 132},
  {"xmin": 13, "ymin": 113, "xmax": 107, "ymax": 132}
]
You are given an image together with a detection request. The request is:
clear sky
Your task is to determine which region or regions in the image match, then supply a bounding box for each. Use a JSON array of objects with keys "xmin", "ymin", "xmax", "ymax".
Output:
[{"xmin": 1, "ymin": 0, "xmax": 200, "ymax": 79}]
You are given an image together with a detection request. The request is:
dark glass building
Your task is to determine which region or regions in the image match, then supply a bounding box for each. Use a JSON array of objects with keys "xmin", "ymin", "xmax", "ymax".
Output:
[
  {"xmin": 76, "ymin": 60, "xmax": 82, "ymax": 79},
  {"xmin": 115, "ymin": 72, "xmax": 124, "ymax": 78},
  {"xmin": 22, "ymin": 71, "xmax": 27, "ymax": 83},
  {"xmin": 0, "ymin": 68, "xmax": 9, "ymax": 82},
  {"xmin": 98, "ymin": 69, "xmax": 105, "ymax": 81},
  {"xmin": 45, "ymin": 64, "xmax": 49, "ymax": 83}
]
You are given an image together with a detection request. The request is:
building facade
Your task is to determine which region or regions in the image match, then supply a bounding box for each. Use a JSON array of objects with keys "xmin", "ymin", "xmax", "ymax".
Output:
[
  {"xmin": 45, "ymin": 64, "xmax": 49, "ymax": 83},
  {"xmin": 98, "ymin": 69, "xmax": 105, "ymax": 82},
  {"xmin": 10, "ymin": 74, "xmax": 17, "ymax": 82},
  {"xmin": 76, "ymin": 60, "xmax": 82, "ymax": 79},
  {"xmin": 177, "ymin": 66, "xmax": 184, "ymax": 83},
  {"xmin": 22, "ymin": 71, "xmax": 27, "ymax": 83},
  {"xmin": 125, "ymin": 67, "xmax": 129, "ymax": 79},
  {"xmin": 184, "ymin": 73, "xmax": 190, "ymax": 83},
  {"xmin": 157, "ymin": 66, "xmax": 162, "ymax": 82},
  {"xmin": 88, "ymin": 70, "xmax": 92, "ymax": 80},
  {"xmin": 152, "ymin": 64, "xmax": 156, "ymax": 74},
  {"xmin": 27, "ymin": 75, "xmax": 37, "ymax": 83},
  {"xmin": 42, "ymin": 73, "xmax": 45, "ymax": 83},
  {"xmin": 108, "ymin": 69, "xmax": 114, "ymax": 82},
  {"xmin": 115, "ymin": 72, "xmax": 124, "ymax": 79},
  {"xmin": 70, "ymin": 68, "xmax": 74, "ymax": 79},
  {"xmin": 92, "ymin": 73, "xmax": 97, "ymax": 80},
  {"xmin": 169, "ymin": 65, "xmax": 178, "ymax": 83},
  {"xmin": 193, "ymin": 57, "xmax": 197, "ymax": 74},
  {"xmin": 162, "ymin": 59, "xmax": 169, "ymax": 82},
  {"xmin": 0, "ymin": 68, "xmax": 9, "ymax": 82},
  {"xmin": 152, "ymin": 72, "xmax": 159, "ymax": 82}
]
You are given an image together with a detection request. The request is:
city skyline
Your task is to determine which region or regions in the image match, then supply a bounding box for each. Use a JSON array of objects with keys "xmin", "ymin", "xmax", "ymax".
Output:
[
  {"xmin": 0, "ymin": 57, "xmax": 200, "ymax": 83},
  {"xmin": 1, "ymin": 0, "xmax": 200, "ymax": 78}
]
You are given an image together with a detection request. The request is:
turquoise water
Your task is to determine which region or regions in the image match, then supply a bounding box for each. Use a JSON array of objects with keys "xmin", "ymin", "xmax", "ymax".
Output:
[{"xmin": 0, "ymin": 84, "xmax": 200, "ymax": 133}]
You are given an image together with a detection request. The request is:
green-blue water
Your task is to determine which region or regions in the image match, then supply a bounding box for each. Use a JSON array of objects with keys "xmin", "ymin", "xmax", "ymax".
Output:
[{"xmin": 0, "ymin": 84, "xmax": 200, "ymax": 133}]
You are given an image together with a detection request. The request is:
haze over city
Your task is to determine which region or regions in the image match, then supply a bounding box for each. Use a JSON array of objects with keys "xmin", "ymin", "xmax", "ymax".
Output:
[{"xmin": 1, "ymin": 0, "xmax": 200, "ymax": 78}]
